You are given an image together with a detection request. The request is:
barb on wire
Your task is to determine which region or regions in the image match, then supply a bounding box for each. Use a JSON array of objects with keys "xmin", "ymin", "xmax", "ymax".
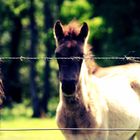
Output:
[
  {"xmin": 124, "ymin": 56, "xmax": 140, "ymax": 63},
  {"xmin": 0, "ymin": 128, "xmax": 140, "ymax": 132}
]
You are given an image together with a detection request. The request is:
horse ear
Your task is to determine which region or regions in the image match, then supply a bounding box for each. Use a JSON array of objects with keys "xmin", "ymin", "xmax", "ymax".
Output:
[
  {"xmin": 78, "ymin": 22, "xmax": 89, "ymax": 41},
  {"xmin": 54, "ymin": 20, "xmax": 64, "ymax": 41}
]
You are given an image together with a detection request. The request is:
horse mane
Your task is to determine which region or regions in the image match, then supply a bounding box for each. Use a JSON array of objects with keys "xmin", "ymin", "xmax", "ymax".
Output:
[
  {"xmin": 62, "ymin": 20, "xmax": 81, "ymax": 38},
  {"xmin": 84, "ymin": 44, "xmax": 100, "ymax": 74},
  {"xmin": 62, "ymin": 20, "xmax": 99, "ymax": 74}
]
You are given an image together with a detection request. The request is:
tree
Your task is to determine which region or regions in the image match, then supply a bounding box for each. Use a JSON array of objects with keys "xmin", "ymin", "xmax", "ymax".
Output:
[
  {"xmin": 29, "ymin": 0, "xmax": 41, "ymax": 117},
  {"xmin": 89, "ymin": 0, "xmax": 140, "ymax": 65},
  {"xmin": 41, "ymin": 0, "xmax": 54, "ymax": 114},
  {"xmin": 0, "ymin": 0, "xmax": 29, "ymax": 105},
  {"xmin": 41, "ymin": 0, "xmax": 65, "ymax": 115},
  {"xmin": 8, "ymin": 15, "xmax": 22, "ymax": 102}
]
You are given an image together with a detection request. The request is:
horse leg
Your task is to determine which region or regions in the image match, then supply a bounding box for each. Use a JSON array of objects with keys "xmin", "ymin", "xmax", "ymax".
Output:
[
  {"xmin": 129, "ymin": 133, "xmax": 136, "ymax": 140},
  {"xmin": 136, "ymin": 126, "xmax": 140, "ymax": 140}
]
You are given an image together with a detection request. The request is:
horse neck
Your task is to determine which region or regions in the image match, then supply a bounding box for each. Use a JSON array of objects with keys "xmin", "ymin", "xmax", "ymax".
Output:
[
  {"xmin": 79, "ymin": 60, "xmax": 92, "ymax": 104},
  {"xmin": 60, "ymin": 60, "xmax": 91, "ymax": 110}
]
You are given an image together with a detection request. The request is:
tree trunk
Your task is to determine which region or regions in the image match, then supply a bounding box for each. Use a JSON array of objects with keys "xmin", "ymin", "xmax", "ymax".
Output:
[
  {"xmin": 6, "ymin": 16, "xmax": 22, "ymax": 103},
  {"xmin": 41, "ymin": 0, "xmax": 64, "ymax": 114},
  {"xmin": 41, "ymin": 0, "xmax": 54, "ymax": 114},
  {"xmin": 29, "ymin": 0, "xmax": 41, "ymax": 117}
]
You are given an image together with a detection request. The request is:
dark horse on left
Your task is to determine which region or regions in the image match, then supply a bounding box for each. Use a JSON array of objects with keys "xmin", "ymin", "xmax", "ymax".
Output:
[
  {"xmin": 0, "ymin": 79, "xmax": 4, "ymax": 105},
  {"xmin": 0, "ymin": 67, "xmax": 4, "ymax": 105}
]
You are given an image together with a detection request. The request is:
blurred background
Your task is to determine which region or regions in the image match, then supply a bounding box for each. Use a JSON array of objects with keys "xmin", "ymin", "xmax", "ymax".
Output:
[{"xmin": 0, "ymin": 0, "xmax": 140, "ymax": 139}]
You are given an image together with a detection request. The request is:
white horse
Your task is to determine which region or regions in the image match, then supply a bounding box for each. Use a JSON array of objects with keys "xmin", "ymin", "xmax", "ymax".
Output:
[{"xmin": 54, "ymin": 20, "xmax": 140, "ymax": 140}]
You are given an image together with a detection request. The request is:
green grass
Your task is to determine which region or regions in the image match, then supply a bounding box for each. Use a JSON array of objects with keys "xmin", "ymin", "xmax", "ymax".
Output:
[
  {"xmin": 0, "ymin": 103, "xmax": 138, "ymax": 140},
  {"xmin": 0, "ymin": 103, "xmax": 65, "ymax": 140},
  {"xmin": 0, "ymin": 118, "xmax": 65, "ymax": 140}
]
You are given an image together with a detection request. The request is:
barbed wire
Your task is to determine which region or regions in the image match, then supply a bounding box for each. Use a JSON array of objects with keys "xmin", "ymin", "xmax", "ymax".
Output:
[
  {"xmin": 0, "ymin": 128, "xmax": 140, "ymax": 132},
  {"xmin": 0, "ymin": 56, "xmax": 140, "ymax": 62}
]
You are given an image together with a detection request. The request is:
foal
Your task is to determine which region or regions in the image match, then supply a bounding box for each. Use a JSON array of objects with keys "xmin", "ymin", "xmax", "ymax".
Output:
[{"xmin": 54, "ymin": 20, "xmax": 140, "ymax": 140}]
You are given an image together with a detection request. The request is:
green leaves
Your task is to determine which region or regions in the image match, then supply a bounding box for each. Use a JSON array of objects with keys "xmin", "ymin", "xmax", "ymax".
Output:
[
  {"xmin": 3, "ymin": 0, "xmax": 29, "ymax": 16},
  {"xmin": 87, "ymin": 17, "xmax": 106, "ymax": 40},
  {"xmin": 60, "ymin": 0, "xmax": 93, "ymax": 22}
]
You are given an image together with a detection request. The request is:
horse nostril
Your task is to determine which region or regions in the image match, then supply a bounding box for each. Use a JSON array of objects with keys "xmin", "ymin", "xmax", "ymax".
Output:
[
  {"xmin": 62, "ymin": 80, "xmax": 76, "ymax": 85},
  {"xmin": 62, "ymin": 80, "xmax": 76, "ymax": 95}
]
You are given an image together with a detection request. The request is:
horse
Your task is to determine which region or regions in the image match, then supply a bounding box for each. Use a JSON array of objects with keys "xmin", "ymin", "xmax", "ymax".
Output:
[
  {"xmin": 54, "ymin": 20, "xmax": 140, "ymax": 140},
  {"xmin": 0, "ymin": 80, "xmax": 4, "ymax": 104},
  {"xmin": 0, "ymin": 75, "xmax": 4, "ymax": 105}
]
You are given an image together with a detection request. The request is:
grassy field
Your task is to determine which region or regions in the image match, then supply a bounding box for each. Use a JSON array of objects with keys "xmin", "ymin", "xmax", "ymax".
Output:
[
  {"xmin": 0, "ymin": 118, "xmax": 65, "ymax": 140},
  {"xmin": 0, "ymin": 103, "xmax": 65, "ymax": 140},
  {"xmin": 0, "ymin": 103, "xmax": 138, "ymax": 140}
]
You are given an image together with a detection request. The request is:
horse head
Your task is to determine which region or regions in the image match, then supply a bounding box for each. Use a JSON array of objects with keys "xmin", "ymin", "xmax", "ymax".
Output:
[{"xmin": 54, "ymin": 20, "xmax": 89, "ymax": 96}]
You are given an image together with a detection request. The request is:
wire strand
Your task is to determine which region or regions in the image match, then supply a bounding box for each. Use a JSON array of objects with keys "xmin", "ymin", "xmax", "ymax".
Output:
[
  {"xmin": 0, "ymin": 128, "xmax": 140, "ymax": 132},
  {"xmin": 0, "ymin": 56, "xmax": 140, "ymax": 62}
]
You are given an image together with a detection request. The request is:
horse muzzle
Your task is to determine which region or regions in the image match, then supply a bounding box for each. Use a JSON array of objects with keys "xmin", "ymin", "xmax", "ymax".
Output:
[{"xmin": 61, "ymin": 80, "xmax": 76, "ymax": 96}]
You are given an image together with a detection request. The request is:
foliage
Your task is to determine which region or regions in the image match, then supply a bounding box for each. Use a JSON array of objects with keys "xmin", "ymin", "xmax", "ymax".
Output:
[
  {"xmin": 87, "ymin": 17, "xmax": 106, "ymax": 42},
  {"xmin": 1, "ymin": 99, "xmax": 58, "ymax": 120},
  {"xmin": 92, "ymin": 0, "xmax": 140, "ymax": 66},
  {"xmin": 60, "ymin": 0, "xmax": 93, "ymax": 23}
]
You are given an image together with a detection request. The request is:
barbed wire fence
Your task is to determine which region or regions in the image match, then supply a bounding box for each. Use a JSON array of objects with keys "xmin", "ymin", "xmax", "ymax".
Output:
[
  {"xmin": 0, "ymin": 55, "xmax": 140, "ymax": 132},
  {"xmin": 0, "ymin": 56, "xmax": 140, "ymax": 62}
]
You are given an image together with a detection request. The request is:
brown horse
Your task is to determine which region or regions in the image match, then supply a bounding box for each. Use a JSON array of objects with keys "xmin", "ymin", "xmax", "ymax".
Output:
[
  {"xmin": 54, "ymin": 20, "xmax": 140, "ymax": 140},
  {"xmin": 0, "ymin": 78, "xmax": 4, "ymax": 105},
  {"xmin": 0, "ymin": 68, "xmax": 4, "ymax": 105}
]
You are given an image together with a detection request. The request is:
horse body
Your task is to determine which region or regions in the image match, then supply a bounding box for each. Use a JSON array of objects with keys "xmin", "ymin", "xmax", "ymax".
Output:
[
  {"xmin": 97, "ymin": 75, "xmax": 140, "ymax": 140},
  {"xmin": 56, "ymin": 61, "xmax": 140, "ymax": 140},
  {"xmin": 54, "ymin": 20, "xmax": 140, "ymax": 140},
  {"xmin": 94, "ymin": 63, "xmax": 140, "ymax": 96}
]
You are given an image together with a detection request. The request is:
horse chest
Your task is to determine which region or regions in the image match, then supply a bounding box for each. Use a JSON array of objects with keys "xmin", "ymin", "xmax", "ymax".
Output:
[{"xmin": 56, "ymin": 105, "xmax": 97, "ymax": 134}]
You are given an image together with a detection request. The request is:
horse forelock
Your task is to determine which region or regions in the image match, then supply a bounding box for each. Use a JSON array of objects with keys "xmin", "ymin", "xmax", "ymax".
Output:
[{"xmin": 63, "ymin": 21, "xmax": 81, "ymax": 38}]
